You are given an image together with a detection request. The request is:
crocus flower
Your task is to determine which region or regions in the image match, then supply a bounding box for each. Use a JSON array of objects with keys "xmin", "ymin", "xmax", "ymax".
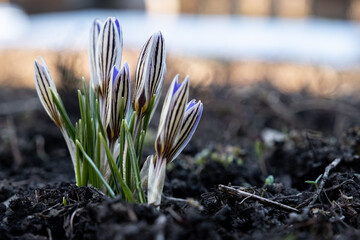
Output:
[
  {"xmin": 34, "ymin": 57, "xmax": 77, "ymax": 180},
  {"xmin": 96, "ymin": 17, "xmax": 123, "ymax": 128},
  {"xmin": 133, "ymin": 31, "xmax": 165, "ymax": 116},
  {"xmin": 108, "ymin": 62, "xmax": 130, "ymax": 143},
  {"xmin": 34, "ymin": 57, "xmax": 62, "ymax": 128},
  {"xmin": 147, "ymin": 75, "xmax": 203, "ymax": 205}
]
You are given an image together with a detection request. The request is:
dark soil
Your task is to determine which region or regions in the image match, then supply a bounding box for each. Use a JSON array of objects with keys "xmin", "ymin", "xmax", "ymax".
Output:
[{"xmin": 2, "ymin": 82, "xmax": 360, "ymax": 239}]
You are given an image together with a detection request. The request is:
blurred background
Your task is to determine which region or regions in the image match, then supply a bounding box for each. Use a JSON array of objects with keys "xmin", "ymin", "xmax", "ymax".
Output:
[
  {"xmin": 0, "ymin": 0, "xmax": 360, "ymax": 95},
  {"xmin": 1, "ymin": 0, "xmax": 360, "ymax": 171}
]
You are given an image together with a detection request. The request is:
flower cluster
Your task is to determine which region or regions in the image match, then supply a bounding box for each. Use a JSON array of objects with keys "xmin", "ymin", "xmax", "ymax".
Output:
[{"xmin": 34, "ymin": 17, "xmax": 202, "ymax": 205}]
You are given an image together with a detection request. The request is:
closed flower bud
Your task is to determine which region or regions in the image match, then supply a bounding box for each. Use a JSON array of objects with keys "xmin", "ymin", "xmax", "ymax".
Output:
[
  {"xmin": 167, "ymin": 99, "xmax": 203, "ymax": 162},
  {"xmin": 147, "ymin": 75, "xmax": 203, "ymax": 205},
  {"xmin": 34, "ymin": 57, "xmax": 63, "ymax": 128},
  {"xmin": 133, "ymin": 31, "xmax": 166, "ymax": 115},
  {"xmin": 155, "ymin": 75, "xmax": 189, "ymax": 160},
  {"xmin": 109, "ymin": 62, "xmax": 130, "ymax": 141},
  {"xmin": 96, "ymin": 17, "xmax": 123, "ymax": 127}
]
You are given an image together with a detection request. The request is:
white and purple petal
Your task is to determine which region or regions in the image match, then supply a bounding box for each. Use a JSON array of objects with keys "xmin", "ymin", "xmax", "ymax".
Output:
[
  {"xmin": 168, "ymin": 100, "xmax": 203, "ymax": 162},
  {"xmin": 34, "ymin": 57, "xmax": 62, "ymax": 128},
  {"xmin": 133, "ymin": 31, "xmax": 166, "ymax": 115},
  {"xmin": 96, "ymin": 17, "xmax": 122, "ymax": 127},
  {"xmin": 155, "ymin": 76, "xmax": 189, "ymax": 158},
  {"xmin": 96, "ymin": 17, "xmax": 122, "ymax": 90},
  {"xmin": 109, "ymin": 62, "xmax": 130, "ymax": 140}
]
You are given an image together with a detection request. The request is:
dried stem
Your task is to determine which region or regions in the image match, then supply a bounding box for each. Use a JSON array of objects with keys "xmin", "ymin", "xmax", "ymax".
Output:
[
  {"xmin": 218, "ymin": 184, "xmax": 300, "ymax": 213},
  {"xmin": 308, "ymin": 157, "xmax": 342, "ymax": 206}
]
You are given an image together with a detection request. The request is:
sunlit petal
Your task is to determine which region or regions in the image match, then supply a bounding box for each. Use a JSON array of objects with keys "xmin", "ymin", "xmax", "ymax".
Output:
[
  {"xmin": 133, "ymin": 31, "xmax": 166, "ymax": 115},
  {"xmin": 155, "ymin": 76, "xmax": 189, "ymax": 159},
  {"xmin": 89, "ymin": 19, "xmax": 102, "ymax": 88},
  {"xmin": 96, "ymin": 17, "xmax": 122, "ymax": 88},
  {"xmin": 34, "ymin": 57, "xmax": 62, "ymax": 128},
  {"xmin": 96, "ymin": 17, "xmax": 122, "ymax": 127},
  {"xmin": 109, "ymin": 62, "xmax": 130, "ymax": 140},
  {"xmin": 147, "ymin": 155, "xmax": 166, "ymax": 206},
  {"xmin": 168, "ymin": 100, "xmax": 203, "ymax": 162}
]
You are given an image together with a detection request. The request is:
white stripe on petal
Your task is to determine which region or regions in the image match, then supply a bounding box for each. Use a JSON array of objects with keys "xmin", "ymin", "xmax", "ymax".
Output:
[
  {"xmin": 155, "ymin": 76, "xmax": 189, "ymax": 158},
  {"xmin": 110, "ymin": 62, "xmax": 130, "ymax": 140},
  {"xmin": 97, "ymin": 18, "xmax": 120, "ymax": 91},
  {"xmin": 34, "ymin": 58, "xmax": 62, "ymax": 128},
  {"xmin": 89, "ymin": 19, "xmax": 102, "ymax": 89},
  {"xmin": 96, "ymin": 17, "xmax": 122, "ymax": 128},
  {"xmin": 168, "ymin": 100, "xmax": 203, "ymax": 162},
  {"xmin": 133, "ymin": 32, "xmax": 166, "ymax": 115}
]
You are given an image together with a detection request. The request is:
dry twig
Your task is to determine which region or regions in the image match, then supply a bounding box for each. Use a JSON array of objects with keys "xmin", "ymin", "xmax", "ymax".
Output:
[
  {"xmin": 218, "ymin": 184, "xmax": 300, "ymax": 213},
  {"xmin": 164, "ymin": 196, "xmax": 204, "ymax": 211},
  {"xmin": 308, "ymin": 158, "xmax": 342, "ymax": 206},
  {"xmin": 296, "ymin": 158, "xmax": 343, "ymax": 209},
  {"xmin": 324, "ymin": 179, "xmax": 359, "ymax": 193}
]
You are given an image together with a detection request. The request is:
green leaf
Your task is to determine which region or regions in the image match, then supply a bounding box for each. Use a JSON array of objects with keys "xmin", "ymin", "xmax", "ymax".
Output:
[
  {"xmin": 83, "ymin": 80, "xmax": 95, "ymax": 158},
  {"xmin": 135, "ymin": 114, "xmax": 143, "ymax": 154},
  {"xmin": 142, "ymin": 95, "xmax": 156, "ymax": 132},
  {"xmin": 138, "ymin": 130, "xmax": 146, "ymax": 166},
  {"xmin": 265, "ymin": 175, "xmax": 274, "ymax": 186},
  {"xmin": 118, "ymin": 115, "xmax": 125, "ymax": 171},
  {"xmin": 78, "ymin": 90, "xmax": 86, "ymax": 128},
  {"xmin": 75, "ymin": 133, "xmax": 81, "ymax": 186},
  {"xmin": 129, "ymin": 111, "xmax": 136, "ymax": 136},
  {"xmin": 99, "ymin": 133, "xmax": 133, "ymax": 202},
  {"xmin": 76, "ymin": 140, "xmax": 115, "ymax": 198},
  {"xmin": 62, "ymin": 196, "xmax": 67, "ymax": 206},
  {"xmin": 96, "ymin": 99, "xmax": 107, "ymax": 140},
  {"xmin": 93, "ymin": 126, "xmax": 101, "ymax": 189},
  {"xmin": 315, "ymin": 174, "xmax": 323, "ymax": 183},
  {"xmin": 50, "ymin": 90, "xmax": 75, "ymax": 140},
  {"xmin": 123, "ymin": 120, "xmax": 146, "ymax": 203}
]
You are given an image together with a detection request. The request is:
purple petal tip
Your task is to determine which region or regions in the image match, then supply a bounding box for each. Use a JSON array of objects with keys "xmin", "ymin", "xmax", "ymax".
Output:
[
  {"xmin": 123, "ymin": 62, "xmax": 129, "ymax": 74},
  {"xmin": 172, "ymin": 78, "xmax": 182, "ymax": 96},
  {"xmin": 114, "ymin": 18, "xmax": 121, "ymax": 38},
  {"xmin": 112, "ymin": 66, "xmax": 119, "ymax": 83},
  {"xmin": 186, "ymin": 99, "xmax": 197, "ymax": 111}
]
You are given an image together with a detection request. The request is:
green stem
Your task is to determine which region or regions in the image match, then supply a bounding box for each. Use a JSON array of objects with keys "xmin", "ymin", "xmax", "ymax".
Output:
[
  {"xmin": 99, "ymin": 134, "xmax": 133, "ymax": 201},
  {"xmin": 75, "ymin": 138, "xmax": 81, "ymax": 186},
  {"xmin": 124, "ymin": 120, "xmax": 146, "ymax": 203},
  {"xmin": 76, "ymin": 140, "xmax": 115, "ymax": 198}
]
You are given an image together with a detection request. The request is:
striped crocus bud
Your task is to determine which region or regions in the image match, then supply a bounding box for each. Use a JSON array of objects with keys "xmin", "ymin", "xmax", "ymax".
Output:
[
  {"xmin": 167, "ymin": 99, "xmax": 203, "ymax": 162},
  {"xmin": 108, "ymin": 62, "xmax": 130, "ymax": 142},
  {"xmin": 148, "ymin": 75, "xmax": 204, "ymax": 205},
  {"xmin": 155, "ymin": 75, "xmax": 189, "ymax": 160},
  {"xmin": 141, "ymin": 98, "xmax": 203, "ymax": 193},
  {"xmin": 34, "ymin": 57, "xmax": 77, "ymax": 177},
  {"xmin": 133, "ymin": 31, "xmax": 165, "ymax": 116},
  {"xmin": 89, "ymin": 19, "xmax": 102, "ymax": 89},
  {"xmin": 96, "ymin": 17, "xmax": 123, "ymax": 128},
  {"xmin": 34, "ymin": 57, "xmax": 63, "ymax": 128}
]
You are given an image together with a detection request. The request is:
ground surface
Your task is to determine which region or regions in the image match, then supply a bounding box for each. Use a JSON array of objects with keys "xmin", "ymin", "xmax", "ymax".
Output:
[{"xmin": 1, "ymin": 82, "xmax": 360, "ymax": 239}]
